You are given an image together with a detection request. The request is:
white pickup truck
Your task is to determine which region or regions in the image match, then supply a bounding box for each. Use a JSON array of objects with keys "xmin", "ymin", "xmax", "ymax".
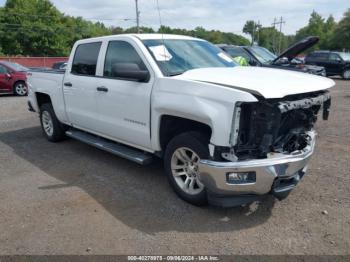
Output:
[{"xmin": 28, "ymin": 34, "xmax": 334, "ymax": 207}]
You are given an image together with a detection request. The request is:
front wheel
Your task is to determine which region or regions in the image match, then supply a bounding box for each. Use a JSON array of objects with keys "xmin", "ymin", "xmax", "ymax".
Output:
[
  {"xmin": 13, "ymin": 81, "xmax": 28, "ymax": 96},
  {"xmin": 164, "ymin": 132, "xmax": 210, "ymax": 206},
  {"xmin": 40, "ymin": 103, "xmax": 66, "ymax": 142},
  {"xmin": 342, "ymin": 69, "xmax": 350, "ymax": 80}
]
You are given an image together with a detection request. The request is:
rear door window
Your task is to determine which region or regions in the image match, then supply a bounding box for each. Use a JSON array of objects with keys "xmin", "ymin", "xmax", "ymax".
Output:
[
  {"xmin": 71, "ymin": 42, "xmax": 102, "ymax": 76},
  {"xmin": 315, "ymin": 53, "xmax": 329, "ymax": 61}
]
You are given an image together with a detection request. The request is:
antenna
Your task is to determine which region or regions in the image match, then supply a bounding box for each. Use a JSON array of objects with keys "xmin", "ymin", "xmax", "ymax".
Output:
[{"xmin": 155, "ymin": 0, "xmax": 169, "ymax": 75}]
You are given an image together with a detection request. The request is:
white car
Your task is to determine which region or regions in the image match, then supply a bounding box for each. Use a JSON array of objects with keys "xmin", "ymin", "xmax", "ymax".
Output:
[{"xmin": 27, "ymin": 34, "xmax": 334, "ymax": 207}]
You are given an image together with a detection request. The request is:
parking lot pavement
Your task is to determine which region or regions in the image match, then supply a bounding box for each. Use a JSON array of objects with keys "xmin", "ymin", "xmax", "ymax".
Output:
[{"xmin": 0, "ymin": 80, "xmax": 349, "ymax": 255}]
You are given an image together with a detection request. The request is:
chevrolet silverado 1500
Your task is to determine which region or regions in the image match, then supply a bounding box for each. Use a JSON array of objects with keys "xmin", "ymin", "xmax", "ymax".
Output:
[{"xmin": 28, "ymin": 34, "xmax": 334, "ymax": 207}]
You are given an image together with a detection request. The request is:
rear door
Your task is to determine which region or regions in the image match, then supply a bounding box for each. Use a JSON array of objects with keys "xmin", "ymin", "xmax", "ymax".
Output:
[
  {"xmin": 309, "ymin": 53, "xmax": 331, "ymax": 73},
  {"xmin": 94, "ymin": 39, "xmax": 154, "ymax": 149},
  {"xmin": 0, "ymin": 64, "xmax": 12, "ymax": 93},
  {"xmin": 63, "ymin": 42, "xmax": 102, "ymax": 132}
]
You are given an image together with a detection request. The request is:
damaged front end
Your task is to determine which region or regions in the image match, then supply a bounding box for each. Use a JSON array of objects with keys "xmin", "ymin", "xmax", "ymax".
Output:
[
  {"xmin": 198, "ymin": 91, "xmax": 331, "ymax": 207},
  {"xmin": 231, "ymin": 91, "xmax": 331, "ymax": 160}
]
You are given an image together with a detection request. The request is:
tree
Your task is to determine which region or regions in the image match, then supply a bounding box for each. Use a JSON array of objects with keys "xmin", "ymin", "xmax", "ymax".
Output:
[
  {"xmin": 0, "ymin": 0, "xmax": 111, "ymax": 56},
  {"xmin": 295, "ymin": 11, "xmax": 335, "ymax": 51},
  {"xmin": 330, "ymin": 9, "xmax": 350, "ymax": 51},
  {"xmin": 243, "ymin": 20, "xmax": 261, "ymax": 44}
]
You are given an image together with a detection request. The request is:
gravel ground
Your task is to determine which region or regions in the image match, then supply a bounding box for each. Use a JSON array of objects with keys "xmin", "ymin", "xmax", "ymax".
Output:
[{"xmin": 0, "ymin": 80, "xmax": 349, "ymax": 255}]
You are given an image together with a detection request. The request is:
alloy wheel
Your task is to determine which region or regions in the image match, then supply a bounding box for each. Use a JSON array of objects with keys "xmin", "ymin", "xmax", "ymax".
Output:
[
  {"xmin": 171, "ymin": 147, "xmax": 204, "ymax": 195},
  {"xmin": 42, "ymin": 111, "xmax": 54, "ymax": 137}
]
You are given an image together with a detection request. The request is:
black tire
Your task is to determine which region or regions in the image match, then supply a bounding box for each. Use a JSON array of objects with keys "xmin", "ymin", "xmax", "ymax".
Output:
[
  {"xmin": 40, "ymin": 103, "xmax": 65, "ymax": 142},
  {"xmin": 13, "ymin": 81, "xmax": 28, "ymax": 96},
  {"xmin": 342, "ymin": 69, "xmax": 350, "ymax": 80},
  {"xmin": 164, "ymin": 131, "xmax": 210, "ymax": 206}
]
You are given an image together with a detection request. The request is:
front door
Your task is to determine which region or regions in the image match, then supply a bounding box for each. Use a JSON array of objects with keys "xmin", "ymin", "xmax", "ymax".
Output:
[
  {"xmin": 328, "ymin": 53, "xmax": 344, "ymax": 75},
  {"xmin": 94, "ymin": 40, "xmax": 154, "ymax": 150},
  {"xmin": 63, "ymin": 42, "xmax": 102, "ymax": 132}
]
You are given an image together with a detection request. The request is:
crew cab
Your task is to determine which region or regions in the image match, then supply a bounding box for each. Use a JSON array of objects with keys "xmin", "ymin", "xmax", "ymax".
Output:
[
  {"xmin": 0, "ymin": 61, "xmax": 28, "ymax": 96},
  {"xmin": 27, "ymin": 34, "xmax": 334, "ymax": 207}
]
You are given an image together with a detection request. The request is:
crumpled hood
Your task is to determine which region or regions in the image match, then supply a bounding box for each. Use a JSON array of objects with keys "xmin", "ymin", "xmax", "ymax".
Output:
[{"xmin": 176, "ymin": 67, "xmax": 335, "ymax": 99}]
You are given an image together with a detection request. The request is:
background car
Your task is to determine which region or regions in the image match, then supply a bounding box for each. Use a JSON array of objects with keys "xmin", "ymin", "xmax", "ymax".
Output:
[
  {"xmin": 305, "ymin": 51, "xmax": 350, "ymax": 79},
  {"xmin": 0, "ymin": 61, "xmax": 28, "ymax": 96},
  {"xmin": 52, "ymin": 61, "xmax": 68, "ymax": 70},
  {"xmin": 219, "ymin": 36, "xmax": 326, "ymax": 76}
]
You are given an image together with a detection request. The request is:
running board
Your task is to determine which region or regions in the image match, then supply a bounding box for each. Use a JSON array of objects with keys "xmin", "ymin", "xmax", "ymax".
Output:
[{"xmin": 65, "ymin": 130, "xmax": 154, "ymax": 165}]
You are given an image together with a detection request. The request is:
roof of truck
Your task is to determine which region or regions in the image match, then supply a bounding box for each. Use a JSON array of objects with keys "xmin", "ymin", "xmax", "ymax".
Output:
[{"xmin": 78, "ymin": 33, "xmax": 203, "ymax": 43}]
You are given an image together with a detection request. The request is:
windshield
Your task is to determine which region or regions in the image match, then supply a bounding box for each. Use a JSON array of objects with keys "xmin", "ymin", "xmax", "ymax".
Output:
[
  {"xmin": 1, "ymin": 61, "xmax": 28, "ymax": 72},
  {"xmin": 248, "ymin": 46, "xmax": 277, "ymax": 64},
  {"xmin": 338, "ymin": 52, "xmax": 350, "ymax": 61},
  {"xmin": 143, "ymin": 39, "xmax": 237, "ymax": 76}
]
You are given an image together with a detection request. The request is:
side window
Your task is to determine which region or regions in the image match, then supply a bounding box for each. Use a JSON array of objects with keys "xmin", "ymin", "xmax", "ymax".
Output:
[
  {"xmin": 104, "ymin": 41, "xmax": 147, "ymax": 78},
  {"xmin": 71, "ymin": 42, "xmax": 102, "ymax": 76},
  {"xmin": 226, "ymin": 48, "xmax": 249, "ymax": 60},
  {"xmin": 316, "ymin": 53, "xmax": 329, "ymax": 61},
  {"xmin": 0, "ymin": 65, "xmax": 8, "ymax": 74},
  {"xmin": 329, "ymin": 53, "xmax": 341, "ymax": 61}
]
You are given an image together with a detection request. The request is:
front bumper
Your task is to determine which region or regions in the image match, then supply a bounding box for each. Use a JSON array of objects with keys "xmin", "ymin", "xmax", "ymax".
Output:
[{"xmin": 198, "ymin": 131, "xmax": 316, "ymax": 207}]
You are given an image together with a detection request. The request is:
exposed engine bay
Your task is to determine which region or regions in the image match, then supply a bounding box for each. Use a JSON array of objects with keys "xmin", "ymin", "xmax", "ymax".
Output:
[{"xmin": 229, "ymin": 91, "xmax": 331, "ymax": 160}]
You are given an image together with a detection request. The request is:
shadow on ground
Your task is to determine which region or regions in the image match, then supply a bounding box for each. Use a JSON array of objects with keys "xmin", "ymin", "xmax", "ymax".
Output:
[{"xmin": 0, "ymin": 126, "xmax": 275, "ymax": 234}]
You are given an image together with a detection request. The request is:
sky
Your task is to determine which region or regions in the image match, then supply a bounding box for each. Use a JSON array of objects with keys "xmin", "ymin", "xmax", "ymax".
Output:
[{"xmin": 0, "ymin": 0, "xmax": 349, "ymax": 36}]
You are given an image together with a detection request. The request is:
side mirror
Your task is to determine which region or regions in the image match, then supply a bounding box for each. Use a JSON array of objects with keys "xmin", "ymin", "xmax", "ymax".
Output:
[
  {"xmin": 5, "ymin": 73, "xmax": 12, "ymax": 79},
  {"xmin": 112, "ymin": 63, "xmax": 150, "ymax": 82}
]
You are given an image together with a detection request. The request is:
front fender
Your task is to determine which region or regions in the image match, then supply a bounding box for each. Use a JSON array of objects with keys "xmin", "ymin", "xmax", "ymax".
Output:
[{"xmin": 151, "ymin": 78, "xmax": 257, "ymax": 150}]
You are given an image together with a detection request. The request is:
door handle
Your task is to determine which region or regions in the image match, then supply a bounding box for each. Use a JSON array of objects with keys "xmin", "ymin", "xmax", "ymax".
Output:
[
  {"xmin": 64, "ymin": 82, "xmax": 72, "ymax": 87},
  {"xmin": 97, "ymin": 86, "xmax": 108, "ymax": 92}
]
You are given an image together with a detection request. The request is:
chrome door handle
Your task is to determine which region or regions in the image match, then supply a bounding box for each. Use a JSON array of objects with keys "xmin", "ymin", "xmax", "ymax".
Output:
[{"xmin": 97, "ymin": 86, "xmax": 108, "ymax": 92}]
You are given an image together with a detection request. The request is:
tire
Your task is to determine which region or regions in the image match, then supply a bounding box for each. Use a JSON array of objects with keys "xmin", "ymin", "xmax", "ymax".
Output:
[
  {"xmin": 342, "ymin": 69, "xmax": 350, "ymax": 80},
  {"xmin": 13, "ymin": 81, "xmax": 28, "ymax": 96},
  {"xmin": 164, "ymin": 131, "xmax": 210, "ymax": 206},
  {"xmin": 40, "ymin": 103, "xmax": 65, "ymax": 142}
]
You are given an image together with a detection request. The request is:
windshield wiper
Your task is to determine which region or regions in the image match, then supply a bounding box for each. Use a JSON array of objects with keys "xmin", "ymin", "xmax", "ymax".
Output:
[{"xmin": 168, "ymin": 71, "xmax": 186, "ymax": 77}]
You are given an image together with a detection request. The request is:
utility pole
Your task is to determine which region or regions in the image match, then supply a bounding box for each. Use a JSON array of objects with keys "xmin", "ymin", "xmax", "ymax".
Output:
[
  {"xmin": 251, "ymin": 22, "xmax": 255, "ymax": 46},
  {"xmin": 256, "ymin": 20, "xmax": 261, "ymax": 45},
  {"xmin": 272, "ymin": 17, "xmax": 285, "ymax": 54},
  {"xmin": 272, "ymin": 18, "xmax": 277, "ymax": 53},
  {"xmin": 135, "ymin": 0, "xmax": 140, "ymax": 33}
]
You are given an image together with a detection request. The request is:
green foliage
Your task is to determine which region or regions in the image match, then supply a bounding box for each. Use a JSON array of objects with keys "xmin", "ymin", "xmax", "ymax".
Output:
[
  {"xmin": 256, "ymin": 26, "xmax": 295, "ymax": 53},
  {"xmin": 0, "ymin": 0, "xmax": 111, "ymax": 56},
  {"xmin": 243, "ymin": 20, "xmax": 261, "ymax": 44},
  {"xmin": 331, "ymin": 9, "xmax": 350, "ymax": 51},
  {"xmin": 0, "ymin": 0, "xmax": 348, "ymax": 57}
]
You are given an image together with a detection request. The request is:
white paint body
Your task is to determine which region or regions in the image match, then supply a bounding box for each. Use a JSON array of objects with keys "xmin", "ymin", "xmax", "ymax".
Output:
[{"xmin": 28, "ymin": 34, "xmax": 335, "ymax": 154}]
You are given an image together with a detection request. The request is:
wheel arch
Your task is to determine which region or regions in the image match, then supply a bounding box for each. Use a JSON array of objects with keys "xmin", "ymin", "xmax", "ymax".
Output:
[
  {"xmin": 35, "ymin": 92, "xmax": 52, "ymax": 109},
  {"xmin": 158, "ymin": 115, "xmax": 212, "ymax": 153}
]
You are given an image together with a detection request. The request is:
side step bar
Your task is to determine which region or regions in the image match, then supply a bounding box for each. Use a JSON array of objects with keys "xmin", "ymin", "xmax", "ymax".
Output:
[{"xmin": 65, "ymin": 129, "xmax": 154, "ymax": 165}]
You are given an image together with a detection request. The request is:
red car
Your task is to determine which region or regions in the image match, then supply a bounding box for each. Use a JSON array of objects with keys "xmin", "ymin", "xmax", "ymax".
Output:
[{"xmin": 0, "ymin": 61, "xmax": 28, "ymax": 96}]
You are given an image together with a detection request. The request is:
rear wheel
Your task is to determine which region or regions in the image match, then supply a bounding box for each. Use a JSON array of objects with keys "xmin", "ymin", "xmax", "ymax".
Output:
[
  {"xmin": 13, "ymin": 81, "xmax": 27, "ymax": 96},
  {"xmin": 342, "ymin": 69, "xmax": 350, "ymax": 80},
  {"xmin": 164, "ymin": 132, "xmax": 209, "ymax": 206},
  {"xmin": 40, "ymin": 103, "xmax": 65, "ymax": 142}
]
